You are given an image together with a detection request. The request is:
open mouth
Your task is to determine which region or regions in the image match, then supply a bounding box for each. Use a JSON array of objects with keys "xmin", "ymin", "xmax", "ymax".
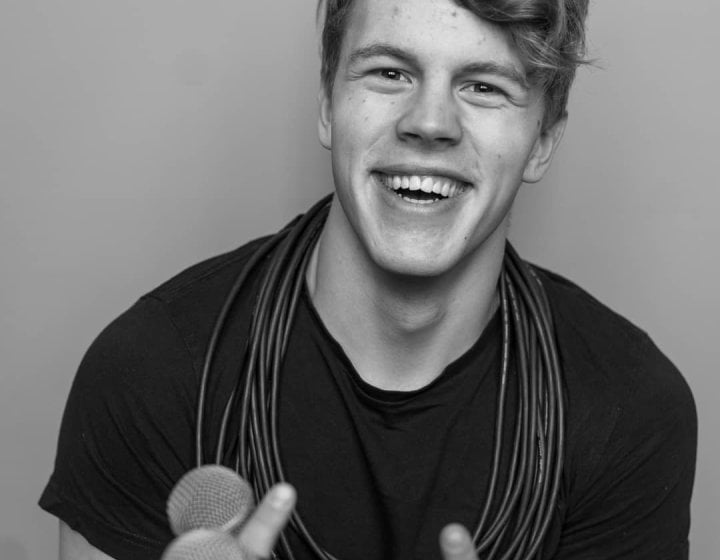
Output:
[{"xmin": 375, "ymin": 172, "xmax": 470, "ymax": 204}]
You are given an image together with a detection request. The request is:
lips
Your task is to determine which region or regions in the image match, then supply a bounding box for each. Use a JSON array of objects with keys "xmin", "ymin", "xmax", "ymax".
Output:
[{"xmin": 375, "ymin": 172, "xmax": 470, "ymax": 204}]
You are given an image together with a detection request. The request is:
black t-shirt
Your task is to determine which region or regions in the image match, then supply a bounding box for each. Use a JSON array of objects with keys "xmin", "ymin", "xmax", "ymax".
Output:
[{"xmin": 39, "ymin": 236, "xmax": 696, "ymax": 560}]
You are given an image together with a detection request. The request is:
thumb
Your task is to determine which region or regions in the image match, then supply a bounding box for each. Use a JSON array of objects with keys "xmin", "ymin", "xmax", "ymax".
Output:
[
  {"xmin": 439, "ymin": 524, "xmax": 478, "ymax": 560},
  {"xmin": 238, "ymin": 483, "xmax": 296, "ymax": 558}
]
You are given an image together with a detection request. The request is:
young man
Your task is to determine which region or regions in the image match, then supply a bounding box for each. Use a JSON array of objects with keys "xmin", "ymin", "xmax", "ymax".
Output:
[{"xmin": 42, "ymin": 0, "xmax": 697, "ymax": 559}]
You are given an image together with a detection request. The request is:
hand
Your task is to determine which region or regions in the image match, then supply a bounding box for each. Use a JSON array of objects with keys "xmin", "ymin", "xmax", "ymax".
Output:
[
  {"xmin": 440, "ymin": 524, "xmax": 479, "ymax": 560},
  {"xmin": 163, "ymin": 482, "xmax": 297, "ymax": 560},
  {"xmin": 238, "ymin": 483, "xmax": 297, "ymax": 558}
]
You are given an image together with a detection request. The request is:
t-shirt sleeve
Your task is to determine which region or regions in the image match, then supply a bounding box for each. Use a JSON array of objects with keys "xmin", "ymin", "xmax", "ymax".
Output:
[
  {"xmin": 555, "ymin": 336, "xmax": 697, "ymax": 560},
  {"xmin": 39, "ymin": 295, "xmax": 198, "ymax": 560}
]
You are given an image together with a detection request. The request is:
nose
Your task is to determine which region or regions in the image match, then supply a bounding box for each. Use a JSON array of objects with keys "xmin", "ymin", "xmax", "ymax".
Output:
[{"xmin": 396, "ymin": 82, "xmax": 462, "ymax": 148}]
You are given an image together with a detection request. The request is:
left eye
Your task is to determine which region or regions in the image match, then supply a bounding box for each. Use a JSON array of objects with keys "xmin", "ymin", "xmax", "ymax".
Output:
[{"xmin": 466, "ymin": 82, "xmax": 500, "ymax": 94}]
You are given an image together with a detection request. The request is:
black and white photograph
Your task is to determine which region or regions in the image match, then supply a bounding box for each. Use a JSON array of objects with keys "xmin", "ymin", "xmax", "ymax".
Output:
[{"xmin": 0, "ymin": 0, "xmax": 716, "ymax": 558}]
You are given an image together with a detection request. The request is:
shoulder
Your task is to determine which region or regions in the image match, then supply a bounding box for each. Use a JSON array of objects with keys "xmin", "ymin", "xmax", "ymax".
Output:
[
  {"xmin": 52, "ymin": 236, "xmax": 276, "ymax": 474},
  {"xmin": 41, "ymin": 235, "xmax": 276, "ymax": 559},
  {"xmin": 120, "ymin": 235, "xmax": 275, "ymax": 375},
  {"xmin": 533, "ymin": 267, "xmax": 696, "ymax": 543},
  {"xmin": 147, "ymin": 234, "xmax": 271, "ymax": 324},
  {"xmin": 149, "ymin": 235, "xmax": 271, "ymax": 304},
  {"xmin": 77, "ymin": 234, "xmax": 278, "ymax": 443},
  {"xmin": 534, "ymin": 266, "xmax": 694, "ymax": 412},
  {"xmin": 532, "ymin": 267, "xmax": 697, "ymax": 557},
  {"xmin": 81, "ymin": 235, "xmax": 271, "ymax": 390}
]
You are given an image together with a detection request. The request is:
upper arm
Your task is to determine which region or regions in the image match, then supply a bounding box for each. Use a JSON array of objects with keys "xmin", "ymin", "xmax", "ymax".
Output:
[
  {"xmin": 556, "ymin": 342, "xmax": 697, "ymax": 559},
  {"xmin": 40, "ymin": 297, "xmax": 197, "ymax": 559},
  {"xmin": 60, "ymin": 522, "xmax": 118, "ymax": 560}
]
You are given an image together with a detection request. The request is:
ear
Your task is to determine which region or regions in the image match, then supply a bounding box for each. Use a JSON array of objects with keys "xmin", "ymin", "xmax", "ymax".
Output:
[
  {"xmin": 522, "ymin": 113, "xmax": 567, "ymax": 184},
  {"xmin": 317, "ymin": 87, "xmax": 332, "ymax": 150}
]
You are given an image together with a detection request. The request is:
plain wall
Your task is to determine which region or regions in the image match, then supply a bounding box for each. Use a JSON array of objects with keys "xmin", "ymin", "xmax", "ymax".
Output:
[{"xmin": 1, "ymin": 1, "xmax": 717, "ymax": 558}]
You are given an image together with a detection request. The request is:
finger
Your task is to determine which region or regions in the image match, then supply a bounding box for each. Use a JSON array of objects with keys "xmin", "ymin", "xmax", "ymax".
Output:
[
  {"xmin": 439, "ymin": 523, "xmax": 478, "ymax": 560},
  {"xmin": 238, "ymin": 483, "xmax": 296, "ymax": 558}
]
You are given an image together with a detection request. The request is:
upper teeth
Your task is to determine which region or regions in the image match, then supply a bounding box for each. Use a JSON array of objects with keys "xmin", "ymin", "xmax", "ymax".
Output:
[{"xmin": 382, "ymin": 174, "xmax": 466, "ymax": 198}]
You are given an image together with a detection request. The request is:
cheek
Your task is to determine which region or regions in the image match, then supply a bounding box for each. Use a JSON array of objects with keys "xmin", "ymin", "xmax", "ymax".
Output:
[
  {"xmin": 337, "ymin": 87, "xmax": 398, "ymax": 125},
  {"xmin": 333, "ymin": 97, "xmax": 394, "ymax": 165},
  {"xmin": 333, "ymin": 95, "xmax": 367, "ymax": 145},
  {"xmin": 465, "ymin": 107, "xmax": 539, "ymax": 155},
  {"xmin": 477, "ymin": 126, "xmax": 537, "ymax": 181}
]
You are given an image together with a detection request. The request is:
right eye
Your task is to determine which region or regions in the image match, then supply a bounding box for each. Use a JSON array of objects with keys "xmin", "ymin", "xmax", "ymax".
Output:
[{"xmin": 375, "ymin": 69, "xmax": 409, "ymax": 82}]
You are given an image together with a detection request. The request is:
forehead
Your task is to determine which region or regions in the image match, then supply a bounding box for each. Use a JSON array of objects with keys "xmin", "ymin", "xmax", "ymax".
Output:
[{"xmin": 341, "ymin": 0, "xmax": 522, "ymax": 71}]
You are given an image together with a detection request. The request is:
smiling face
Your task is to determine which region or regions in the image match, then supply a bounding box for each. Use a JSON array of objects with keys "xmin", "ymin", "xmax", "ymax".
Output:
[{"xmin": 318, "ymin": 0, "xmax": 566, "ymax": 278}]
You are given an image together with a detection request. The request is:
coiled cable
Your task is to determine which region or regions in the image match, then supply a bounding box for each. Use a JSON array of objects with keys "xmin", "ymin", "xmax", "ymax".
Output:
[{"xmin": 196, "ymin": 194, "xmax": 565, "ymax": 560}]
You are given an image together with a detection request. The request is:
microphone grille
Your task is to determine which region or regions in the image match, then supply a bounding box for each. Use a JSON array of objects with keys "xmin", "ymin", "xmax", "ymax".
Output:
[
  {"xmin": 162, "ymin": 529, "xmax": 247, "ymax": 560},
  {"xmin": 167, "ymin": 465, "xmax": 255, "ymax": 536}
]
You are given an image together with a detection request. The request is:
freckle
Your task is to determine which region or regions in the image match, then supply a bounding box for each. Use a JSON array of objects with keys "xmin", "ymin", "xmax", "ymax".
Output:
[
  {"xmin": 393, "ymin": 6, "xmax": 399, "ymax": 15},
  {"xmin": 451, "ymin": 10, "xmax": 457, "ymax": 17}
]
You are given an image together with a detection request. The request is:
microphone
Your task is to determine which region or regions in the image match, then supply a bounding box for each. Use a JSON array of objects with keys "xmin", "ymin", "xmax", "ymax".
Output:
[
  {"xmin": 167, "ymin": 465, "xmax": 255, "ymax": 536},
  {"xmin": 162, "ymin": 465, "xmax": 256, "ymax": 560}
]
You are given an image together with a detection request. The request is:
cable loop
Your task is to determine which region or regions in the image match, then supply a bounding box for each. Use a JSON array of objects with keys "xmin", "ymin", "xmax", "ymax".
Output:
[{"xmin": 196, "ymin": 195, "xmax": 565, "ymax": 560}]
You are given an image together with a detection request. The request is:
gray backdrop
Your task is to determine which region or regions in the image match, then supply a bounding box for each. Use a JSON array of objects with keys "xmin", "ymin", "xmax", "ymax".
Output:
[{"xmin": 1, "ymin": 1, "xmax": 717, "ymax": 558}]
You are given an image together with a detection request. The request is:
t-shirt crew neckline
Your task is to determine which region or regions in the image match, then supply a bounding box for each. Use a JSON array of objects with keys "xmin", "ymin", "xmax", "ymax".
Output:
[{"xmin": 300, "ymin": 281, "xmax": 502, "ymax": 405}]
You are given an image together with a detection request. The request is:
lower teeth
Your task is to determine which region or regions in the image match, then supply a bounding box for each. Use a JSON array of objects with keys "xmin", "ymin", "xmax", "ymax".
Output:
[
  {"xmin": 401, "ymin": 194, "xmax": 441, "ymax": 203},
  {"xmin": 390, "ymin": 188, "xmax": 444, "ymax": 203}
]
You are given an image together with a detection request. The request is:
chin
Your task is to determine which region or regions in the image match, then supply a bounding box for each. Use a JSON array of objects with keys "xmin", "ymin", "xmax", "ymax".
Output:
[{"xmin": 366, "ymin": 239, "xmax": 464, "ymax": 280}]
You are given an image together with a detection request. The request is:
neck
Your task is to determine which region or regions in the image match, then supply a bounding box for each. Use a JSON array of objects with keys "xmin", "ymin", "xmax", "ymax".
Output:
[{"xmin": 306, "ymin": 200, "xmax": 505, "ymax": 391}]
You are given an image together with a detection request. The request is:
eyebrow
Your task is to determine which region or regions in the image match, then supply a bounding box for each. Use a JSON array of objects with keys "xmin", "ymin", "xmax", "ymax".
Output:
[
  {"xmin": 347, "ymin": 42, "xmax": 529, "ymax": 90},
  {"xmin": 459, "ymin": 61, "xmax": 529, "ymax": 90},
  {"xmin": 348, "ymin": 43, "xmax": 418, "ymax": 68}
]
